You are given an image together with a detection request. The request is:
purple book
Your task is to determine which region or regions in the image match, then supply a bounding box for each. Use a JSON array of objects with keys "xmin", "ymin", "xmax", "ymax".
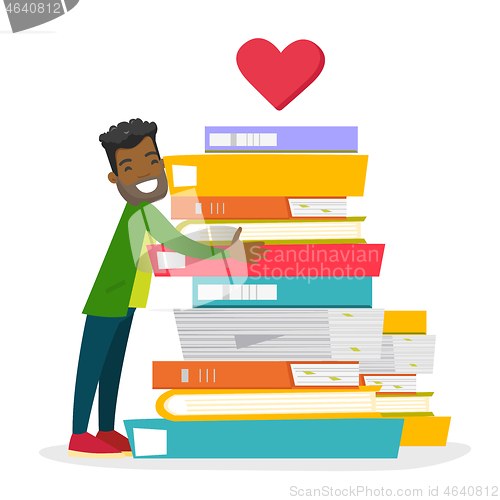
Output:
[{"xmin": 205, "ymin": 126, "xmax": 358, "ymax": 152}]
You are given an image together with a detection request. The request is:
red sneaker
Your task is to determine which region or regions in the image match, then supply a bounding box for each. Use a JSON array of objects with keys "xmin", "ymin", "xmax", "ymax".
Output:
[
  {"xmin": 68, "ymin": 432, "xmax": 125, "ymax": 458},
  {"xmin": 96, "ymin": 430, "xmax": 133, "ymax": 457}
]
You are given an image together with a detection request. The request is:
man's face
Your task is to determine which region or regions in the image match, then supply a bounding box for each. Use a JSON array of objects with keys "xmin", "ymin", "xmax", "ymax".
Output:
[{"xmin": 108, "ymin": 136, "xmax": 168, "ymax": 206}]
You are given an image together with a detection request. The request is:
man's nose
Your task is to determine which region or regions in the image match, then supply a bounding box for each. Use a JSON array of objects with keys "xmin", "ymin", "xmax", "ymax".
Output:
[{"xmin": 137, "ymin": 172, "xmax": 150, "ymax": 179}]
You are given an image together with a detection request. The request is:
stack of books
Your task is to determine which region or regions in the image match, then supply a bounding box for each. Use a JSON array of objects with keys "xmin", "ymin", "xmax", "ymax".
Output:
[{"xmin": 124, "ymin": 126, "xmax": 451, "ymax": 458}]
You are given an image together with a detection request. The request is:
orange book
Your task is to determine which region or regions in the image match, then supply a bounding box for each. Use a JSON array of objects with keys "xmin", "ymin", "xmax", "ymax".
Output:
[
  {"xmin": 153, "ymin": 361, "xmax": 360, "ymax": 390},
  {"xmin": 170, "ymin": 196, "xmax": 347, "ymax": 220}
]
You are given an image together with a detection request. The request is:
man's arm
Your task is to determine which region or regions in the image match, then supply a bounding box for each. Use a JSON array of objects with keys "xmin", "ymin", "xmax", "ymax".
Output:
[{"xmin": 141, "ymin": 203, "xmax": 230, "ymax": 260}]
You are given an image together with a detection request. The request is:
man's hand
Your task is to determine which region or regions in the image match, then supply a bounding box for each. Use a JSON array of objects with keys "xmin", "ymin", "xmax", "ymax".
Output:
[{"xmin": 228, "ymin": 227, "xmax": 268, "ymax": 263}]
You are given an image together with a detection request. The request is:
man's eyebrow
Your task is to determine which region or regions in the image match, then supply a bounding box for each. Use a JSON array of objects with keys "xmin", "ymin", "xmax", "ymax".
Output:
[
  {"xmin": 119, "ymin": 158, "xmax": 132, "ymax": 166},
  {"xmin": 145, "ymin": 151, "xmax": 158, "ymax": 157}
]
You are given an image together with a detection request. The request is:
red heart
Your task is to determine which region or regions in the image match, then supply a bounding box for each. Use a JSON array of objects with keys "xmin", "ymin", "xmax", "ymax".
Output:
[{"xmin": 237, "ymin": 38, "xmax": 325, "ymax": 110}]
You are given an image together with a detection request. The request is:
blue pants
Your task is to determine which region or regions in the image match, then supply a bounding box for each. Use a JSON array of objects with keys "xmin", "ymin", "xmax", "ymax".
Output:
[{"xmin": 72, "ymin": 308, "xmax": 135, "ymax": 434}]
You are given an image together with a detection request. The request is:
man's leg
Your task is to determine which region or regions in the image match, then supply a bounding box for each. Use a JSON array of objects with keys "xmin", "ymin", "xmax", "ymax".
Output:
[
  {"xmin": 72, "ymin": 314, "xmax": 122, "ymax": 435},
  {"xmin": 98, "ymin": 308, "xmax": 135, "ymax": 432}
]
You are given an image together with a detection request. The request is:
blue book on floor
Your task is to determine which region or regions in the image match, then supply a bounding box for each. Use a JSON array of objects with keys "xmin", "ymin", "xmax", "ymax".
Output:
[
  {"xmin": 192, "ymin": 276, "xmax": 372, "ymax": 308},
  {"xmin": 124, "ymin": 418, "xmax": 403, "ymax": 459}
]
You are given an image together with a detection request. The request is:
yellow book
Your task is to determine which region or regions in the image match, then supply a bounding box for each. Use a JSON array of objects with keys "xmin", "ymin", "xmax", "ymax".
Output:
[
  {"xmin": 383, "ymin": 311, "xmax": 427, "ymax": 334},
  {"xmin": 164, "ymin": 154, "xmax": 368, "ymax": 197},
  {"xmin": 175, "ymin": 218, "xmax": 365, "ymax": 243},
  {"xmin": 156, "ymin": 387, "xmax": 382, "ymax": 422},
  {"xmin": 381, "ymin": 415, "xmax": 451, "ymax": 446}
]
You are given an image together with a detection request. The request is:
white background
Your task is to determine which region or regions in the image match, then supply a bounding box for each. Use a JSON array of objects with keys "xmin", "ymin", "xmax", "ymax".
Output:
[{"xmin": 1, "ymin": 0, "xmax": 500, "ymax": 498}]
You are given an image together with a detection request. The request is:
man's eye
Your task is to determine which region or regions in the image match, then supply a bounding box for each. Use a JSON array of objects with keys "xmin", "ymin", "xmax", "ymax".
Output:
[
  {"xmin": 151, "ymin": 159, "xmax": 158, "ymax": 165},
  {"xmin": 124, "ymin": 166, "xmax": 132, "ymax": 172}
]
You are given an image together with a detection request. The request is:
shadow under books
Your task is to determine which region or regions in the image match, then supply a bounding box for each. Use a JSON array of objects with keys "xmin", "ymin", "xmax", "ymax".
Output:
[{"xmin": 40, "ymin": 443, "xmax": 470, "ymax": 471}]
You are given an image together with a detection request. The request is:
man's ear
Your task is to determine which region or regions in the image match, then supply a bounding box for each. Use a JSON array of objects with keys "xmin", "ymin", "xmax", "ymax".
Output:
[{"xmin": 108, "ymin": 172, "xmax": 118, "ymax": 184}]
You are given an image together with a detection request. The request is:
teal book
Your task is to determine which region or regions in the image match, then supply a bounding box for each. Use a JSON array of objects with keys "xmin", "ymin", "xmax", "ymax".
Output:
[
  {"xmin": 123, "ymin": 418, "xmax": 403, "ymax": 459},
  {"xmin": 193, "ymin": 276, "xmax": 372, "ymax": 308}
]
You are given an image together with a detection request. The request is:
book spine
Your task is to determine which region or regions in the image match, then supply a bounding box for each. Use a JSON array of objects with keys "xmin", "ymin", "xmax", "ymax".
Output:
[
  {"xmin": 124, "ymin": 418, "xmax": 404, "ymax": 458},
  {"xmin": 153, "ymin": 361, "xmax": 293, "ymax": 389},
  {"xmin": 164, "ymin": 155, "xmax": 368, "ymax": 197},
  {"xmin": 171, "ymin": 196, "xmax": 348, "ymax": 219},
  {"xmin": 205, "ymin": 126, "xmax": 358, "ymax": 152},
  {"xmin": 152, "ymin": 361, "xmax": 358, "ymax": 389},
  {"xmin": 192, "ymin": 276, "xmax": 372, "ymax": 308},
  {"xmin": 147, "ymin": 244, "xmax": 384, "ymax": 278},
  {"xmin": 171, "ymin": 196, "xmax": 291, "ymax": 220}
]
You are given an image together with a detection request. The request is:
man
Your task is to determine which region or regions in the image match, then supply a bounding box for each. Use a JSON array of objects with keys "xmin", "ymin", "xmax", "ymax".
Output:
[{"xmin": 69, "ymin": 118, "xmax": 265, "ymax": 458}]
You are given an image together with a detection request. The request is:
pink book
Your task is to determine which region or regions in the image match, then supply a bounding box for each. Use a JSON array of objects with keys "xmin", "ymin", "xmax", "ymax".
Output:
[{"xmin": 146, "ymin": 243, "xmax": 384, "ymax": 277}]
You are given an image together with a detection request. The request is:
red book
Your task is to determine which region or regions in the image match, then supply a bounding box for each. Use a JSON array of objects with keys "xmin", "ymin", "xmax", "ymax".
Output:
[{"xmin": 147, "ymin": 243, "xmax": 385, "ymax": 277}]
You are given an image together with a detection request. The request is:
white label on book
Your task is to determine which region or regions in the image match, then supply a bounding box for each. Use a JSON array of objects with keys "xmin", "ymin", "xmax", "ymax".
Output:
[
  {"xmin": 195, "ymin": 203, "xmax": 202, "ymax": 215},
  {"xmin": 210, "ymin": 133, "xmax": 278, "ymax": 148},
  {"xmin": 197, "ymin": 284, "xmax": 277, "ymax": 301},
  {"xmin": 260, "ymin": 133, "xmax": 278, "ymax": 146},
  {"xmin": 198, "ymin": 285, "xmax": 224, "ymax": 300},
  {"xmin": 172, "ymin": 165, "xmax": 197, "ymax": 187},
  {"xmin": 236, "ymin": 134, "xmax": 247, "ymax": 146},
  {"xmin": 157, "ymin": 252, "xmax": 186, "ymax": 270},
  {"xmin": 133, "ymin": 428, "xmax": 167, "ymax": 457},
  {"xmin": 256, "ymin": 285, "xmax": 277, "ymax": 300},
  {"xmin": 229, "ymin": 285, "xmax": 242, "ymax": 300},
  {"xmin": 209, "ymin": 133, "xmax": 231, "ymax": 147}
]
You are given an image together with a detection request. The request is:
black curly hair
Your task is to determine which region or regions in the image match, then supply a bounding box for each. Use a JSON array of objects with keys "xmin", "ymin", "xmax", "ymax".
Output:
[{"xmin": 99, "ymin": 118, "xmax": 160, "ymax": 175}]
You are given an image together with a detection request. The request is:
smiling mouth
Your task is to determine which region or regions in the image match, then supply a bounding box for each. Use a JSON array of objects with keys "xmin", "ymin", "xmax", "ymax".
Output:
[{"xmin": 135, "ymin": 178, "xmax": 158, "ymax": 194}]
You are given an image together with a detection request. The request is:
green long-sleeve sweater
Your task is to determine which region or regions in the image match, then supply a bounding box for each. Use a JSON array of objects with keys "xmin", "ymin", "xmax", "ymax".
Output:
[{"xmin": 83, "ymin": 202, "xmax": 229, "ymax": 317}]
